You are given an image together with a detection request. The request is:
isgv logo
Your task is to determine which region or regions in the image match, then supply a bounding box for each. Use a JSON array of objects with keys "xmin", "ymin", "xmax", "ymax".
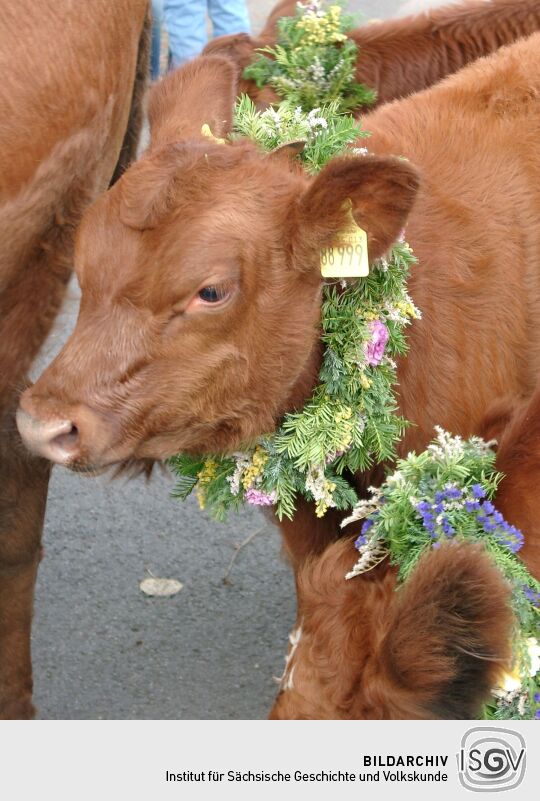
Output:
[{"xmin": 457, "ymin": 727, "xmax": 526, "ymax": 792}]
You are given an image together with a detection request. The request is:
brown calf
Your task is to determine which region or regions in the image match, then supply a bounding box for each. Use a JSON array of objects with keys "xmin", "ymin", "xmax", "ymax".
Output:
[
  {"xmin": 269, "ymin": 539, "xmax": 513, "ymax": 719},
  {"xmin": 0, "ymin": 0, "xmax": 149, "ymax": 719},
  {"xmin": 204, "ymin": 0, "xmax": 540, "ymax": 110},
  {"xmin": 17, "ymin": 35, "xmax": 540, "ymax": 715}
]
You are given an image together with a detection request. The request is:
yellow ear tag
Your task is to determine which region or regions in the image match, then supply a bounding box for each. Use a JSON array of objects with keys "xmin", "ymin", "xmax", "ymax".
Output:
[
  {"xmin": 320, "ymin": 200, "xmax": 369, "ymax": 278},
  {"xmin": 201, "ymin": 123, "xmax": 226, "ymax": 145}
]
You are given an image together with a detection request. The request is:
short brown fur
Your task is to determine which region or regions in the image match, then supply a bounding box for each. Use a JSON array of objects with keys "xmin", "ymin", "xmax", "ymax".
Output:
[{"xmin": 0, "ymin": 0, "xmax": 149, "ymax": 718}]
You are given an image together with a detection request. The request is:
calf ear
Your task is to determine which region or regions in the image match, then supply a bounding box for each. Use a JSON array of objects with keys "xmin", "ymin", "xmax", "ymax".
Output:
[
  {"xmin": 203, "ymin": 32, "xmax": 260, "ymax": 71},
  {"xmin": 376, "ymin": 541, "xmax": 513, "ymax": 719},
  {"xmin": 147, "ymin": 55, "xmax": 238, "ymax": 148},
  {"xmin": 297, "ymin": 155, "xmax": 420, "ymax": 262}
]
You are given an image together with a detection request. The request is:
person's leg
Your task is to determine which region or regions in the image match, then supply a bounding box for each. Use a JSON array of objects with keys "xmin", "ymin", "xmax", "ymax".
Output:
[
  {"xmin": 164, "ymin": 1, "xmax": 208, "ymax": 68},
  {"xmin": 208, "ymin": 0, "xmax": 251, "ymax": 39},
  {"xmin": 150, "ymin": 0, "xmax": 164, "ymax": 79}
]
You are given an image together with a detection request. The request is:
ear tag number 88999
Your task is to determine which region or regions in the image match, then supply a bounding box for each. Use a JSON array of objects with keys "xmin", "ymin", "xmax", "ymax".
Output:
[{"xmin": 320, "ymin": 204, "xmax": 369, "ymax": 278}]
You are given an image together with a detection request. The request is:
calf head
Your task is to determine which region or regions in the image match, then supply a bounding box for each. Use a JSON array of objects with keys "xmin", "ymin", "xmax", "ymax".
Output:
[
  {"xmin": 17, "ymin": 56, "xmax": 418, "ymax": 472},
  {"xmin": 202, "ymin": 33, "xmax": 281, "ymax": 109},
  {"xmin": 270, "ymin": 539, "xmax": 513, "ymax": 719}
]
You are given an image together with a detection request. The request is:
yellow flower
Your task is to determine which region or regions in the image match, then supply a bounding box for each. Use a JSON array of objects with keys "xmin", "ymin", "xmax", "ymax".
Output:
[
  {"xmin": 196, "ymin": 485, "xmax": 207, "ymax": 510},
  {"xmin": 360, "ymin": 373, "xmax": 372, "ymax": 390},
  {"xmin": 296, "ymin": 6, "xmax": 347, "ymax": 46},
  {"xmin": 315, "ymin": 500, "xmax": 327, "ymax": 518},
  {"xmin": 335, "ymin": 406, "xmax": 352, "ymax": 423},
  {"xmin": 195, "ymin": 458, "xmax": 219, "ymax": 509},
  {"xmin": 241, "ymin": 445, "xmax": 269, "ymax": 489},
  {"xmin": 197, "ymin": 458, "xmax": 217, "ymax": 482},
  {"xmin": 495, "ymin": 637, "xmax": 540, "ymax": 693}
]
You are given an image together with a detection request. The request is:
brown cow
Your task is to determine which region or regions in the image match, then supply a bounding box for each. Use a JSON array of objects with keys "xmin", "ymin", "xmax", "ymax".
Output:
[
  {"xmin": 204, "ymin": 0, "xmax": 540, "ymax": 110},
  {"xmin": 16, "ymin": 35, "xmax": 540, "ymax": 716},
  {"xmin": 0, "ymin": 0, "xmax": 149, "ymax": 719}
]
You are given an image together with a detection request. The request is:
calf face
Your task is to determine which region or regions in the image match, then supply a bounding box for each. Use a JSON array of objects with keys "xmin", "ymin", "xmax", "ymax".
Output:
[{"xmin": 17, "ymin": 56, "xmax": 418, "ymax": 471}]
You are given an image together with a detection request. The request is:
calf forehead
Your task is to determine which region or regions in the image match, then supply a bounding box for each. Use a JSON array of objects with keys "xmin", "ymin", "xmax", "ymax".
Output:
[
  {"xmin": 76, "ymin": 144, "xmax": 302, "ymax": 309},
  {"xmin": 74, "ymin": 188, "xmax": 141, "ymax": 296}
]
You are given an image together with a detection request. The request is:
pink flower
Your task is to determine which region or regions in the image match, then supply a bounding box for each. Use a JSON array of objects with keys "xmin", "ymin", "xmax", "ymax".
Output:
[
  {"xmin": 364, "ymin": 319, "xmax": 389, "ymax": 366},
  {"xmin": 244, "ymin": 488, "xmax": 276, "ymax": 506}
]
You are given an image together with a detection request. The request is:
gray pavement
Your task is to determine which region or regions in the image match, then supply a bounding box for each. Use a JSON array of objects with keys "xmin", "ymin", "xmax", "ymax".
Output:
[{"xmin": 31, "ymin": 0, "xmax": 433, "ymax": 719}]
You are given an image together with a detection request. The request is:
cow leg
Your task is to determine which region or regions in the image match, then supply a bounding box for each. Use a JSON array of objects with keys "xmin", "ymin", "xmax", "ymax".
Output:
[
  {"xmin": 0, "ymin": 403, "xmax": 50, "ymax": 719},
  {"xmin": 0, "ymin": 223, "xmax": 72, "ymax": 718}
]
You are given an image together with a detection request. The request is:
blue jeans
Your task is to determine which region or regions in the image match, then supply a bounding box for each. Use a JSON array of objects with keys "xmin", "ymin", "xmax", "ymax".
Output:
[
  {"xmin": 150, "ymin": 0, "xmax": 164, "ymax": 80},
  {"xmin": 164, "ymin": 0, "xmax": 251, "ymax": 68}
]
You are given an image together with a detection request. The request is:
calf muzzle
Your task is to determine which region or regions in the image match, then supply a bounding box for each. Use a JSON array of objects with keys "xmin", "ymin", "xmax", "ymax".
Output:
[{"xmin": 16, "ymin": 392, "xmax": 116, "ymax": 469}]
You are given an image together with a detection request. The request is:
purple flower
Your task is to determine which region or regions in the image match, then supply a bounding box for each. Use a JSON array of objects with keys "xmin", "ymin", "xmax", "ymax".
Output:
[
  {"xmin": 483, "ymin": 501, "xmax": 495, "ymax": 514},
  {"xmin": 361, "ymin": 516, "xmax": 376, "ymax": 535},
  {"xmin": 494, "ymin": 522, "xmax": 524, "ymax": 553},
  {"xmin": 244, "ymin": 488, "xmax": 276, "ymax": 506},
  {"xmin": 465, "ymin": 500, "xmax": 480, "ymax": 513},
  {"xmin": 472, "ymin": 483, "xmax": 486, "ymax": 499},
  {"xmin": 534, "ymin": 692, "xmax": 540, "ymax": 704},
  {"xmin": 355, "ymin": 533, "xmax": 368, "ymax": 550},
  {"xmin": 535, "ymin": 709, "xmax": 540, "ymax": 720},
  {"xmin": 523, "ymin": 587, "xmax": 540, "ymax": 606},
  {"xmin": 364, "ymin": 320, "xmax": 389, "ymax": 367},
  {"xmin": 442, "ymin": 519, "xmax": 455, "ymax": 537}
]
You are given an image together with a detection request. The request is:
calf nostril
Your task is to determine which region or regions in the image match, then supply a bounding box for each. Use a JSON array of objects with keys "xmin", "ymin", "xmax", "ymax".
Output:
[{"xmin": 51, "ymin": 424, "xmax": 79, "ymax": 454}]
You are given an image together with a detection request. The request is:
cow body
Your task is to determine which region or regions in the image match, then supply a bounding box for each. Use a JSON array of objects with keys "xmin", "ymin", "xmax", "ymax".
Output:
[
  {"xmin": 205, "ymin": 0, "xmax": 540, "ymax": 110},
  {"xmin": 17, "ymin": 35, "xmax": 540, "ymax": 716},
  {"xmin": 0, "ymin": 0, "xmax": 149, "ymax": 719}
]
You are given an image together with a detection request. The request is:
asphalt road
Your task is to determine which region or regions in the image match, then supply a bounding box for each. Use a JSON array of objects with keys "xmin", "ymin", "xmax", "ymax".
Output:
[{"xmin": 30, "ymin": 0, "xmax": 436, "ymax": 720}]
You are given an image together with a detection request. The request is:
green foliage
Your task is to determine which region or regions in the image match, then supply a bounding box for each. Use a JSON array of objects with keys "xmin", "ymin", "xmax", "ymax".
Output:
[
  {"xmin": 244, "ymin": 1, "xmax": 376, "ymax": 112},
  {"xmin": 232, "ymin": 95, "xmax": 368, "ymax": 174}
]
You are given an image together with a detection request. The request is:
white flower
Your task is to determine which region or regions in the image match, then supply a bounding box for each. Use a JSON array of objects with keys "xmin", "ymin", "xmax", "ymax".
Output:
[
  {"xmin": 305, "ymin": 464, "xmax": 336, "ymax": 509},
  {"xmin": 226, "ymin": 452, "xmax": 251, "ymax": 496},
  {"xmin": 493, "ymin": 637, "xmax": 540, "ymax": 699},
  {"xmin": 527, "ymin": 637, "xmax": 540, "ymax": 676},
  {"xmin": 340, "ymin": 487, "xmax": 383, "ymax": 528}
]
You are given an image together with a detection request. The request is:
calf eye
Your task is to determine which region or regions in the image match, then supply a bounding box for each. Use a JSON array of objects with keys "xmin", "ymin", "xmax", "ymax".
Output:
[{"xmin": 198, "ymin": 285, "xmax": 228, "ymax": 303}]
